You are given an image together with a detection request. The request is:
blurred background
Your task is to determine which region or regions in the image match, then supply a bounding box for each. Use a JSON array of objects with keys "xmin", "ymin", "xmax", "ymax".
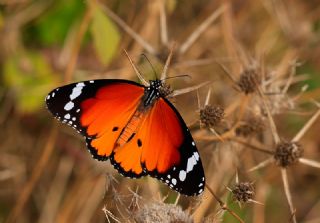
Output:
[{"xmin": 1, "ymin": 0, "xmax": 320, "ymax": 222}]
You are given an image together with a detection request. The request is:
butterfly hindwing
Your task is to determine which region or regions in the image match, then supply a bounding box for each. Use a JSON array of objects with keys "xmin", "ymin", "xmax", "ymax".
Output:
[
  {"xmin": 109, "ymin": 97, "xmax": 205, "ymax": 195},
  {"xmin": 145, "ymin": 98, "xmax": 205, "ymax": 196}
]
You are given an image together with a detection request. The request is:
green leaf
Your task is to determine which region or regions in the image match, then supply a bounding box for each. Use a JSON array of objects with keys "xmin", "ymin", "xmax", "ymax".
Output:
[
  {"xmin": 90, "ymin": 6, "xmax": 120, "ymax": 65},
  {"xmin": 3, "ymin": 51, "xmax": 59, "ymax": 113}
]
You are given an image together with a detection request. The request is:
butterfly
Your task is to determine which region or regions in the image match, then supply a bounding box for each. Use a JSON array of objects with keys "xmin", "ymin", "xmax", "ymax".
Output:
[{"xmin": 45, "ymin": 54, "xmax": 205, "ymax": 196}]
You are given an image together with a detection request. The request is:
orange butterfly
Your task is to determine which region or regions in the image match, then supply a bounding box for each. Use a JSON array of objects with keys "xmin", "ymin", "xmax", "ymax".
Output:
[{"xmin": 46, "ymin": 52, "xmax": 205, "ymax": 196}]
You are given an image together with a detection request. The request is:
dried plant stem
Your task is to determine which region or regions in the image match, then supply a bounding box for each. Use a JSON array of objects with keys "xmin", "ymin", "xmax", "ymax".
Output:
[
  {"xmin": 205, "ymin": 88, "xmax": 212, "ymax": 106},
  {"xmin": 292, "ymin": 108, "xmax": 320, "ymax": 142},
  {"xmin": 102, "ymin": 206, "xmax": 121, "ymax": 223},
  {"xmin": 174, "ymin": 56, "xmax": 236, "ymax": 69},
  {"xmin": 38, "ymin": 157, "xmax": 74, "ymax": 223},
  {"xmin": 256, "ymin": 85, "xmax": 281, "ymax": 144},
  {"xmin": 174, "ymin": 193, "xmax": 180, "ymax": 206},
  {"xmin": 76, "ymin": 176, "xmax": 106, "ymax": 223},
  {"xmin": 248, "ymin": 158, "xmax": 274, "ymax": 172},
  {"xmin": 159, "ymin": 0, "xmax": 168, "ymax": 46},
  {"xmin": 6, "ymin": 126, "xmax": 58, "ymax": 223},
  {"xmin": 99, "ymin": 2, "xmax": 157, "ymax": 55},
  {"xmin": 205, "ymin": 183, "xmax": 244, "ymax": 223},
  {"xmin": 179, "ymin": 4, "xmax": 226, "ymax": 55},
  {"xmin": 280, "ymin": 168, "xmax": 297, "ymax": 223},
  {"xmin": 233, "ymin": 138, "xmax": 274, "ymax": 155},
  {"xmin": 160, "ymin": 43, "xmax": 175, "ymax": 80},
  {"xmin": 172, "ymin": 81, "xmax": 210, "ymax": 97},
  {"xmin": 299, "ymin": 158, "xmax": 320, "ymax": 168},
  {"xmin": 64, "ymin": 5, "xmax": 93, "ymax": 83}
]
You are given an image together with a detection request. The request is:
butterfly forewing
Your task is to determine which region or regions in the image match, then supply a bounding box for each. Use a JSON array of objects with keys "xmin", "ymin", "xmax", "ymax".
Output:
[{"xmin": 45, "ymin": 79, "xmax": 144, "ymax": 160}]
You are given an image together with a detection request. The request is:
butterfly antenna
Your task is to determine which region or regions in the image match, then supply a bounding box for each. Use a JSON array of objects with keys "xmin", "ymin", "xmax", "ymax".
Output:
[
  {"xmin": 163, "ymin": 74, "xmax": 192, "ymax": 81},
  {"xmin": 124, "ymin": 49, "xmax": 149, "ymax": 86},
  {"xmin": 141, "ymin": 53, "xmax": 158, "ymax": 80},
  {"xmin": 160, "ymin": 43, "xmax": 176, "ymax": 81}
]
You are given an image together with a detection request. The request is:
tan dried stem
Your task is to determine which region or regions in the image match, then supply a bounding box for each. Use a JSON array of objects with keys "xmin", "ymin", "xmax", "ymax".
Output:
[
  {"xmin": 102, "ymin": 206, "xmax": 121, "ymax": 223},
  {"xmin": 159, "ymin": 0, "xmax": 168, "ymax": 46},
  {"xmin": 256, "ymin": 84, "xmax": 281, "ymax": 144},
  {"xmin": 64, "ymin": 5, "xmax": 93, "ymax": 83},
  {"xmin": 205, "ymin": 184, "xmax": 245, "ymax": 223},
  {"xmin": 248, "ymin": 158, "xmax": 274, "ymax": 172},
  {"xmin": 233, "ymin": 138, "xmax": 274, "ymax": 155},
  {"xmin": 38, "ymin": 157, "xmax": 74, "ymax": 223},
  {"xmin": 98, "ymin": 2, "xmax": 157, "ymax": 55},
  {"xmin": 174, "ymin": 193, "xmax": 181, "ymax": 206},
  {"xmin": 123, "ymin": 49, "xmax": 149, "ymax": 86},
  {"xmin": 179, "ymin": 4, "xmax": 226, "ymax": 55},
  {"xmin": 160, "ymin": 43, "xmax": 175, "ymax": 80},
  {"xmin": 171, "ymin": 81, "xmax": 210, "ymax": 97},
  {"xmin": 299, "ymin": 158, "xmax": 320, "ymax": 169},
  {"xmin": 292, "ymin": 108, "xmax": 320, "ymax": 142},
  {"xmin": 6, "ymin": 126, "xmax": 58, "ymax": 223},
  {"xmin": 280, "ymin": 168, "xmax": 297, "ymax": 223},
  {"xmin": 205, "ymin": 88, "xmax": 212, "ymax": 106},
  {"xmin": 209, "ymin": 128, "xmax": 224, "ymax": 142}
]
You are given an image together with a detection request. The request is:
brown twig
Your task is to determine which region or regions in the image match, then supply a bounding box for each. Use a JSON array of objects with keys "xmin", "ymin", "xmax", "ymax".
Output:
[{"xmin": 205, "ymin": 183, "xmax": 245, "ymax": 223}]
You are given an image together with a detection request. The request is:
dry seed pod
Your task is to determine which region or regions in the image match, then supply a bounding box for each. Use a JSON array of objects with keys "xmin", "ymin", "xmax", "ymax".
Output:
[
  {"xmin": 200, "ymin": 105, "xmax": 224, "ymax": 128},
  {"xmin": 231, "ymin": 182, "xmax": 255, "ymax": 203},
  {"xmin": 134, "ymin": 202, "xmax": 193, "ymax": 223},
  {"xmin": 235, "ymin": 116, "xmax": 265, "ymax": 137},
  {"xmin": 274, "ymin": 141, "xmax": 303, "ymax": 167},
  {"xmin": 237, "ymin": 69, "xmax": 261, "ymax": 94}
]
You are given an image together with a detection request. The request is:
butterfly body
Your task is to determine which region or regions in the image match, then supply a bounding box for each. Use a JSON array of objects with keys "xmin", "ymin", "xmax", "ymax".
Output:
[{"xmin": 46, "ymin": 79, "xmax": 205, "ymax": 196}]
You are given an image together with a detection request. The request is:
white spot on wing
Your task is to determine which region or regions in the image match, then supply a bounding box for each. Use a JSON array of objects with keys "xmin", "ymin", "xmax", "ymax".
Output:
[
  {"xmin": 172, "ymin": 178, "xmax": 177, "ymax": 185},
  {"xmin": 69, "ymin": 83, "xmax": 85, "ymax": 100},
  {"xmin": 192, "ymin": 141, "xmax": 195, "ymax": 146},
  {"xmin": 179, "ymin": 170, "xmax": 186, "ymax": 181},
  {"xmin": 64, "ymin": 114, "xmax": 71, "ymax": 119},
  {"xmin": 64, "ymin": 101, "xmax": 74, "ymax": 111}
]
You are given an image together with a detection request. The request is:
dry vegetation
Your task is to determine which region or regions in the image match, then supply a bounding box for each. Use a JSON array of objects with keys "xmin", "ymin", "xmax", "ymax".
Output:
[{"xmin": 1, "ymin": 0, "xmax": 320, "ymax": 222}]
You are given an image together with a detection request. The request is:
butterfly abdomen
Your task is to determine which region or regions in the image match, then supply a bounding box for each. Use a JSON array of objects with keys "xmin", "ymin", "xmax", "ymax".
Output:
[{"xmin": 116, "ymin": 110, "xmax": 144, "ymax": 147}]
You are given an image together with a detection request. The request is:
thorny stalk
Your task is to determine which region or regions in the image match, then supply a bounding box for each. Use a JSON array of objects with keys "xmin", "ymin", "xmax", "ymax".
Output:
[
  {"xmin": 281, "ymin": 168, "xmax": 297, "ymax": 223},
  {"xmin": 205, "ymin": 183, "xmax": 245, "ymax": 223}
]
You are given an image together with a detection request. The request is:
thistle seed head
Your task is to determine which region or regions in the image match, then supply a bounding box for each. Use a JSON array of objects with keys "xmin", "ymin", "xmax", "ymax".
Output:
[
  {"xmin": 274, "ymin": 141, "xmax": 303, "ymax": 167},
  {"xmin": 200, "ymin": 105, "xmax": 224, "ymax": 128},
  {"xmin": 238, "ymin": 69, "xmax": 261, "ymax": 94},
  {"xmin": 232, "ymin": 182, "xmax": 255, "ymax": 203}
]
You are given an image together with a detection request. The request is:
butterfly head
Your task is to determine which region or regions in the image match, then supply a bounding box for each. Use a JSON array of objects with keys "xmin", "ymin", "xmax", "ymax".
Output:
[{"xmin": 143, "ymin": 80, "xmax": 173, "ymax": 107}]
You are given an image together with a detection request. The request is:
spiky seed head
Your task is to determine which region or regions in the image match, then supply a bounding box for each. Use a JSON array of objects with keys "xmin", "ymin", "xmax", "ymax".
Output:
[
  {"xmin": 134, "ymin": 202, "xmax": 193, "ymax": 223},
  {"xmin": 235, "ymin": 116, "xmax": 265, "ymax": 137},
  {"xmin": 200, "ymin": 105, "xmax": 224, "ymax": 128},
  {"xmin": 274, "ymin": 141, "xmax": 303, "ymax": 167},
  {"xmin": 237, "ymin": 69, "xmax": 261, "ymax": 94},
  {"xmin": 232, "ymin": 182, "xmax": 255, "ymax": 203}
]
